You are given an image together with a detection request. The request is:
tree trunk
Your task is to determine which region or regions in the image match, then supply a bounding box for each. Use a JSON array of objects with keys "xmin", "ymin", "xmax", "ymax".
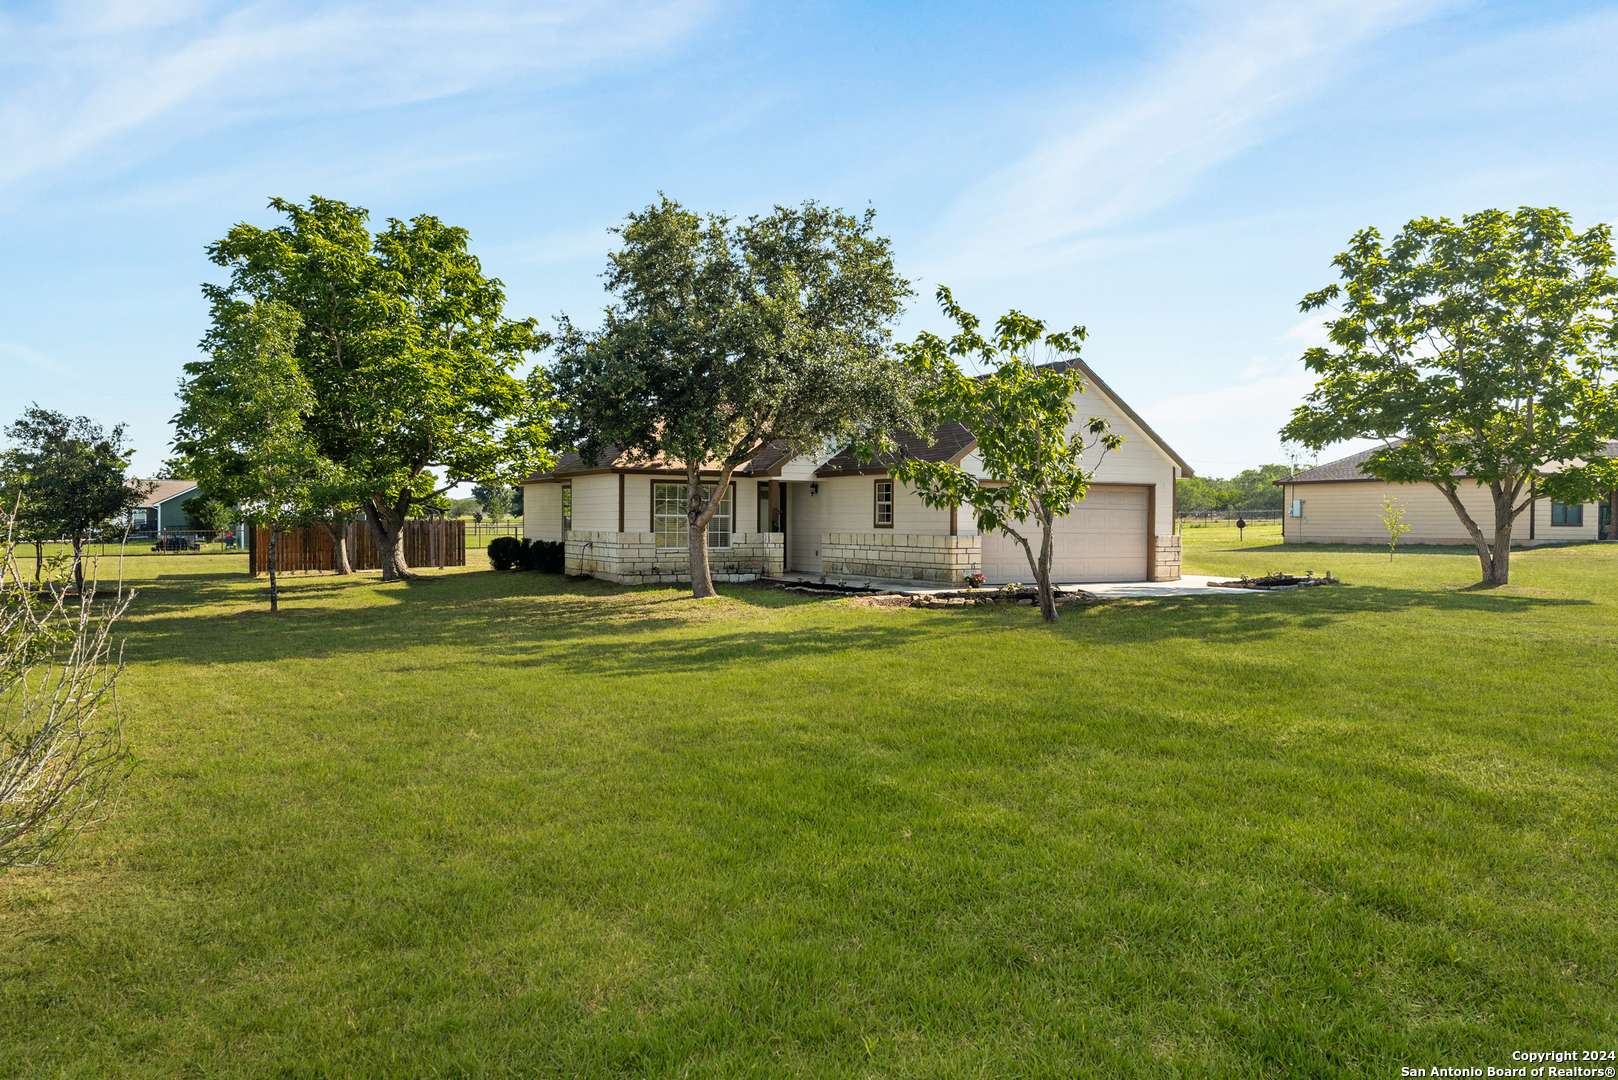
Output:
[
  {"xmin": 1434, "ymin": 480, "xmax": 1511, "ymax": 587},
  {"xmin": 1035, "ymin": 516, "xmax": 1058, "ymax": 623},
  {"xmin": 363, "ymin": 500, "xmax": 415, "ymax": 582},
  {"xmin": 71, "ymin": 535, "xmax": 85, "ymax": 595},
  {"xmin": 687, "ymin": 466, "xmax": 717, "ymax": 599},
  {"xmin": 267, "ymin": 527, "xmax": 280, "ymax": 613},
  {"xmin": 683, "ymin": 464, "xmax": 737, "ymax": 600},
  {"xmin": 32, "ymin": 540, "xmax": 42, "ymax": 583},
  {"xmin": 1014, "ymin": 515, "xmax": 1060, "ymax": 624},
  {"xmin": 325, "ymin": 521, "xmax": 352, "ymax": 575},
  {"xmin": 688, "ymin": 521, "xmax": 715, "ymax": 599}
]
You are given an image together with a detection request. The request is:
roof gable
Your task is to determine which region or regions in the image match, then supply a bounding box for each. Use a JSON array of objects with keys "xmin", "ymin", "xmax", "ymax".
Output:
[{"xmin": 135, "ymin": 478, "xmax": 198, "ymax": 506}]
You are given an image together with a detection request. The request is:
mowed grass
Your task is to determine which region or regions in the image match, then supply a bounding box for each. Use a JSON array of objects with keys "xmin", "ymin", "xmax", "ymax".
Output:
[{"xmin": 2, "ymin": 524, "xmax": 1615, "ymax": 1076}]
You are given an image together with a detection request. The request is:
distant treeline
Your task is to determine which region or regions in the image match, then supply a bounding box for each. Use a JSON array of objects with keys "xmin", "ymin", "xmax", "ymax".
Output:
[{"xmin": 1175, "ymin": 464, "xmax": 1290, "ymax": 513}]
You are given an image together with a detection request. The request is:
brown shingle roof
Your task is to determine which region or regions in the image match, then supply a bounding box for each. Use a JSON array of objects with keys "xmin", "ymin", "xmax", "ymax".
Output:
[
  {"xmin": 523, "ymin": 440, "xmax": 798, "ymax": 482},
  {"xmin": 1281, "ymin": 446, "xmax": 1387, "ymax": 484},
  {"xmin": 814, "ymin": 423, "xmax": 975, "ymax": 477},
  {"xmin": 525, "ymin": 358, "xmax": 1196, "ymax": 483},
  {"xmin": 134, "ymin": 478, "xmax": 198, "ymax": 506}
]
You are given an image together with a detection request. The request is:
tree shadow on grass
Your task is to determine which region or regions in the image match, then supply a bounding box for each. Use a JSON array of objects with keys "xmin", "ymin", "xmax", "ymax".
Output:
[
  {"xmin": 108, "ymin": 565, "xmax": 1592, "ymax": 674},
  {"xmin": 113, "ymin": 571, "xmax": 848, "ymax": 669},
  {"xmin": 1045, "ymin": 582, "xmax": 1591, "ymax": 648}
]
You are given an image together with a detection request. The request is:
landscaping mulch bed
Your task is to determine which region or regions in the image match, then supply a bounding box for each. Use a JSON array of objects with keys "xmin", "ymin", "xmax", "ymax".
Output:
[
  {"xmin": 1211, "ymin": 571, "xmax": 1339, "ymax": 590},
  {"xmin": 850, "ymin": 587, "xmax": 1101, "ymax": 609}
]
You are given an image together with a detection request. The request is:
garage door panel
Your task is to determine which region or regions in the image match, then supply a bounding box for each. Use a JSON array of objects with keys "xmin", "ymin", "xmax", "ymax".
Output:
[{"xmin": 980, "ymin": 486, "xmax": 1149, "ymax": 583}]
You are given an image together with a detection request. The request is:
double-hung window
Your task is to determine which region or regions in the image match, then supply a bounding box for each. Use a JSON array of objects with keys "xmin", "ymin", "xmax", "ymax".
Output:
[
  {"xmin": 1551, "ymin": 501, "xmax": 1584, "ymax": 527},
  {"xmin": 652, "ymin": 481, "xmax": 733, "ymax": 550},
  {"xmin": 873, "ymin": 479, "xmax": 895, "ymax": 528}
]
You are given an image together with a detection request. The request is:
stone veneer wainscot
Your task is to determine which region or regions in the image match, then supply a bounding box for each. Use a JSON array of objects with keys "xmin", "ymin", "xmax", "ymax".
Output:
[
  {"xmin": 819, "ymin": 531, "xmax": 981, "ymax": 584},
  {"xmin": 564, "ymin": 530, "xmax": 784, "ymax": 584},
  {"xmin": 1152, "ymin": 535, "xmax": 1182, "ymax": 582}
]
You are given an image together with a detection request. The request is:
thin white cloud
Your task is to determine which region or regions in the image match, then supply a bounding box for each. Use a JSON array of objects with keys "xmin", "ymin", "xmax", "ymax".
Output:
[
  {"xmin": 0, "ymin": 342, "xmax": 62, "ymax": 374},
  {"xmin": 921, "ymin": 0, "xmax": 1449, "ymax": 284},
  {"xmin": 0, "ymin": 0, "xmax": 716, "ymax": 193},
  {"xmin": 1145, "ymin": 311, "xmax": 1385, "ymax": 474}
]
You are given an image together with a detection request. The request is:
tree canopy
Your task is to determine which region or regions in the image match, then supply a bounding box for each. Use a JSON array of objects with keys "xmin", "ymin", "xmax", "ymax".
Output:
[
  {"xmin": 1, "ymin": 406, "xmax": 148, "ymax": 593},
  {"xmin": 174, "ymin": 300, "xmax": 330, "ymax": 611},
  {"xmin": 1175, "ymin": 465, "xmax": 1290, "ymax": 514},
  {"xmin": 551, "ymin": 196, "xmax": 916, "ymax": 598},
  {"xmin": 200, "ymin": 196, "xmax": 555, "ymax": 581},
  {"xmin": 1282, "ymin": 206, "xmax": 1618, "ymax": 584},
  {"xmin": 879, "ymin": 287, "xmax": 1121, "ymax": 623}
]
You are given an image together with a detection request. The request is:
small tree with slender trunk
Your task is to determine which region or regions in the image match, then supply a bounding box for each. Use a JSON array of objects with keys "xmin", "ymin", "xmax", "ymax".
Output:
[
  {"xmin": 1283, "ymin": 207, "xmax": 1618, "ymax": 585},
  {"xmin": 174, "ymin": 300, "xmax": 327, "ymax": 613},
  {"xmin": 878, "ymin": 288, "xmax": 1122, "ymax": 623},
  {"xmin": 1380, "ymin": 495, "xmax": 1411, "ymax": 562},
  {"xmin": 552, "ymin": 196, "xmax": 915, "ymax": 598},
  {"xmin": 1, "ymin": 407, "xmax": 148, "ymax": 595}
]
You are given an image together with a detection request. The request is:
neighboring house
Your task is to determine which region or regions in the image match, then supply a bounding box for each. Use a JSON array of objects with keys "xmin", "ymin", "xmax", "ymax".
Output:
[
  {"xmin": 130, "ymin": 478, "xmax": 201, "ymax": 534},
  {"xmin": 1277, "ymin": 442, "xmax": 1618, "ymax": 545},
  {"xmin": 522, "ymin": 360, "xmax": 1193, "ymax": 586}
]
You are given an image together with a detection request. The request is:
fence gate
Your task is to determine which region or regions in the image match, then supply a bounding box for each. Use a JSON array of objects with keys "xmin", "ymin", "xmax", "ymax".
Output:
[{"xmin": 249, "ymin": 520, "xmax": 466, "ymax": 575}]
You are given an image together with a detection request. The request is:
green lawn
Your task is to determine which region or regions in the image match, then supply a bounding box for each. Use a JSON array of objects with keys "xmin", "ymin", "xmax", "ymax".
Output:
[{"xmin": 3, "ymin": 525, "xmax": 1615, "ymax": 1076}]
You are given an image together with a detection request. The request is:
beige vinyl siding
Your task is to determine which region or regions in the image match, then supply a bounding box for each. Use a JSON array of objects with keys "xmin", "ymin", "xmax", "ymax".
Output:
[
  {"xmin": 961, "ymin": 380, "xmax": 1179, "ymax": 537},
  {"xmin": 786, "ymin": 480, "xmax": 825, "ymax": 572},
  {"xmin": 1282, "ymin": 480, "xmax": 1600, "ymax": 545},
  {"xmin": 565, "ymin": 474, "xmax": 619, "ymax": 531},
  {"xmin": 521, "ymin": 483, "xmax": 564, "ymax": 541},
  {"xmin": 805, "ymin": 475, "xmax": 953, "ymax": 534}
]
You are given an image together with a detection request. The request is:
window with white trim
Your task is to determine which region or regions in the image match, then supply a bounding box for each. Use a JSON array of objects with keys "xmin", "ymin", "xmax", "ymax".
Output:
[
  {"xmin": 874, "ymin": 479, "xmax": 895, "ymax": 528},
  {"xmin": 652, "ymin": 481, "xmax": 733, "ymax": 550}
]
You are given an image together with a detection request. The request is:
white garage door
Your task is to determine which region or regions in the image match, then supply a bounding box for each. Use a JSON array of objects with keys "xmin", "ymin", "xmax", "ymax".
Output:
[{"xmin": 979, "ymin": 486, "xmax": 1149, "ymax": 583}]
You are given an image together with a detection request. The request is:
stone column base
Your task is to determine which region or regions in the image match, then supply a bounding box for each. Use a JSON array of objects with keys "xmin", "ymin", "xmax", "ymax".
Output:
[{"xmin": 1152, "ymin": 535, "xmax": 1182, "ymax": 581}]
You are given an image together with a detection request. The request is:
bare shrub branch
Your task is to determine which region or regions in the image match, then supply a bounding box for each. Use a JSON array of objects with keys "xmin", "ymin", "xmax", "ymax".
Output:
[{"xmin": 1, "ymin": 512, "xmax": 133, "ymax": 870}]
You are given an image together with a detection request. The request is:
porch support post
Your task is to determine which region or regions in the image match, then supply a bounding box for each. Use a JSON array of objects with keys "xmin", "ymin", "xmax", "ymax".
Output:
[{"xmin": 768, "ymin": 480, "xmax": 782, "ymax": 533}]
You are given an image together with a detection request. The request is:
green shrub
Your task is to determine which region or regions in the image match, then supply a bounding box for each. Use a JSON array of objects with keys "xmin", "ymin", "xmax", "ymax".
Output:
[
  {"xmin": 518, "ymin": 539, "xmax": 564, "ymax": 573},
  {"xmin": 488, "ymin": 536, "xmax": 563, "ymax": 572},
  {"xmin": 487, "ymin": 535, "xmax": 521, "ymax": 571}
]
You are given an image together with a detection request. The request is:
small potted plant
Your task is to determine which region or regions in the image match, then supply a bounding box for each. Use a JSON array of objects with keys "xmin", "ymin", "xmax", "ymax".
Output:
[{"xmin": 964, "ymin": 571, "xmax": 986, "ymax": 589}]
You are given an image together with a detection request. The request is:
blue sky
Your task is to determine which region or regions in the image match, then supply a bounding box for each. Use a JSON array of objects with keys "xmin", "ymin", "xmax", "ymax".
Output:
[{"xmin": 3, "ymin": 0, "xmax": 1616, "ymax": 479}]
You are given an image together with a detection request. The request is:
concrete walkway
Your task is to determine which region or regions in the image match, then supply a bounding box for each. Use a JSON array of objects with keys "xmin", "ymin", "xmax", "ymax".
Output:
[
  {"xmin": 1077, "ymin": 574, "xmax": 1269, "ymax": 598},
  {"xmin": 765, "ymin": 572, "xmax": 1264, "ymax": 599}
]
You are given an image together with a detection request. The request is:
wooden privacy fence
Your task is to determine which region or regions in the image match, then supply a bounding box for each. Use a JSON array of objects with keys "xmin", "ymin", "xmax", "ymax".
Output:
[{"xmin": 248, "ymin": 520, "xmax": 466, "ymax": 575}]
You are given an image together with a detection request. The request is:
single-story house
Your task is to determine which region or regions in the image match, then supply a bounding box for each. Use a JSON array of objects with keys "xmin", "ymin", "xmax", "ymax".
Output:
[
  {"xmin": 130, "ymin": 478, "xmax": 202, "ymax": 534},
  {"xmin": 1277, "ymin": 442, "xmax": 1618, "ymax": 545},
  {"xmin": 522, "ymin": 360, "xmax": 1193, "ymax": 586}
]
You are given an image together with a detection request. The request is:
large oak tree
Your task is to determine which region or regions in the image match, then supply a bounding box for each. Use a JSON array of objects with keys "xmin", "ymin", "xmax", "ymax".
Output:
[
  {"xmin": 551, "ymin": 197, "xmax": 916, "ymax": 598},
  {"xmin": 1283, "ymin": 207, "xmax": 1618, "ymax": 585},
  {"xmin": 202, "ymin": 196, "xmax": 554, "ymax": 581}
]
